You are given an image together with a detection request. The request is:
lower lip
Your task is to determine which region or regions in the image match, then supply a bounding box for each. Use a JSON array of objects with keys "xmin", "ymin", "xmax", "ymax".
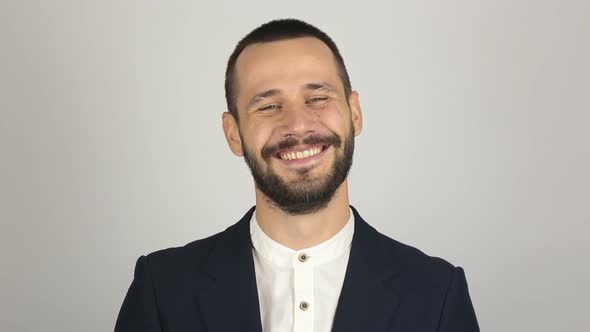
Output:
[{"xmin": 274, "ymin": 145, "xmax": 330, "ymax": 167}]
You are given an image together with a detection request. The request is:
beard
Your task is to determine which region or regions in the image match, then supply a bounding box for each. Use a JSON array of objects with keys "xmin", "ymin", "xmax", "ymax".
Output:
[{"xmin": 242, "ymin": 124, "xmax": 355, "ymax": 215}]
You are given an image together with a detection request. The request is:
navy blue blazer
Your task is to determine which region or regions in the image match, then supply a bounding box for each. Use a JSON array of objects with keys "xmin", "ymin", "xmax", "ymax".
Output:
[{"xmin": 115, "ymin": 206, "xmax": 479, "ymax": 331}]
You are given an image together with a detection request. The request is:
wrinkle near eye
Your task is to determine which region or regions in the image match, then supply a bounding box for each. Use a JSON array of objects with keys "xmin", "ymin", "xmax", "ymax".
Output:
[
  {"xmin": 306, "ymin": 96, "xmax": 330, "ymax": 108},
  {"xmin": 259, "ymin": 104, "xmax": 281, "ymax": 111}
]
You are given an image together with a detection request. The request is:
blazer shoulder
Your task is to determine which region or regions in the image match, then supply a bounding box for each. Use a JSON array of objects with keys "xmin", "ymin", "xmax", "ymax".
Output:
[
  {"xmin": 370, "ymin": 228, "xmax": 479, "ymax": 330},
  {"xmin": 374, "ymin": 229, "xmax": 459, "ymax": 286},
  {"xmin": 134, "ymin": 208, "xmax": 255, "ymax": 287},
  {"xmin": 140, "ymin": 225, "xmax": 231, "ymax": 277}
]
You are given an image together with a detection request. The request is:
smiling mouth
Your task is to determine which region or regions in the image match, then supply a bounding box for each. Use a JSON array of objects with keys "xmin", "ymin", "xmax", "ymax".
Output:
[{"xmin": 275, "ymin": 145, "xmax": 329, "ymax": 161}]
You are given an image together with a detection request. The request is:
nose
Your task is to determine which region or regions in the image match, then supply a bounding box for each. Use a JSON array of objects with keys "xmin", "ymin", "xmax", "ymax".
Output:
[{"xmin": 277, "ymin": 103, "xmax": 318, "ymax": 138}]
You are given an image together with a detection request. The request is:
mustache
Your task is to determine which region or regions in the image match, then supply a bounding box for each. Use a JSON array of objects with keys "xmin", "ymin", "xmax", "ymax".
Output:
[{"xmin": 261, "ymin": 134, "xmax": 342, "ymax": 160}]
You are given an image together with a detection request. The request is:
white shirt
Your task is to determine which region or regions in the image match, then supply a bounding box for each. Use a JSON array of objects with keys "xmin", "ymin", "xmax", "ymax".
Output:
[{"xmin": 250, "ymin": 210, "xmax": 354, "ymax": 332}]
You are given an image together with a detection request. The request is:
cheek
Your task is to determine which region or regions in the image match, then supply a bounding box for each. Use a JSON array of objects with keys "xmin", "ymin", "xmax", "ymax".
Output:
[
  {"xmin": 243, "ymin": 125, "xmax": 273, "ymax": 156},
  {"xmin": 320, "ymin": 104, "xmax": 350, "ymax": 133}
]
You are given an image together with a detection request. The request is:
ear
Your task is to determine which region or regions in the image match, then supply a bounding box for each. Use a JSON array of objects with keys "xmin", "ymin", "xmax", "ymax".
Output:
[
  {"xmin": 222, "ymin": 112, "xmax": 244, "ymax": 156},
  {"xmin": 349, "ymin": 91, "xmax": 363, "ymax": 136}
]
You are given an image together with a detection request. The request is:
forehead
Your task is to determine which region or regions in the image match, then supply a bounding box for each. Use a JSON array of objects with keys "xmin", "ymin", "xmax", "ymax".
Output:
[{"xmin": 234, "ymin": 37, "xmax": 342, "ymax": 97}]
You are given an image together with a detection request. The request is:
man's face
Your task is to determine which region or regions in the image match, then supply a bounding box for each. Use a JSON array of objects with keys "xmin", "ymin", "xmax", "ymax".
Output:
[{"xmin": 223, "ymin": 37, "xmax": 362, "ymax": 215}]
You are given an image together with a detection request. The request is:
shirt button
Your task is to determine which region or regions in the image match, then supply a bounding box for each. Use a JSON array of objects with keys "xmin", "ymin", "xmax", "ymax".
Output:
[
  {"xmin": 299, "ymin": 301, "xmax": 310, "ymax": 311},
  {"xmin": 298, "ymin": 253, "xmax": 309, "ymax": 262}
]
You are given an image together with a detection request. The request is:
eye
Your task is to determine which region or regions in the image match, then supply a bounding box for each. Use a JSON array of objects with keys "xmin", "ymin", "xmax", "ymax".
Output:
[
  {"xmin": 307, "ymin": 96, "xmax": 329, "ymax": 107},
  {"xmin": 259, "ymin": 103, "xmax": 281, "ymax": 111}
]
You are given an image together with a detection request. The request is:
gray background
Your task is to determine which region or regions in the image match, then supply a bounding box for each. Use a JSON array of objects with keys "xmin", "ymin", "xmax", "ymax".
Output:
[{"xmin": 1, "ymin": 1, "xmax": 589, "ymax": 331}]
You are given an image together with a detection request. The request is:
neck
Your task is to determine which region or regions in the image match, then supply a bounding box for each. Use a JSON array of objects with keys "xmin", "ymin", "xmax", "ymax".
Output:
[{"xmin": 254, "ymin": 180, "xmax": 351, "ymax": 250}]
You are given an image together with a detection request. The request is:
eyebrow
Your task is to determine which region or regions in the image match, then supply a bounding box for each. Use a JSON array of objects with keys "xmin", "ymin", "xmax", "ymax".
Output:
[
  {"xmin": 247, "ymin": 89, "xmax": 281, "ymax": 110},
  {"xmin": 246, "ymin": 82, "xmax": 338, "ymax": 109},
  {"xmin": 304, "ymin": 82, "xmax": 337, "ymax": 93}
]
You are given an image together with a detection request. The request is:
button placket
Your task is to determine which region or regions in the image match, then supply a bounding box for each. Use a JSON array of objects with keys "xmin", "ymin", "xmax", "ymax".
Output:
[{"xmin": 293, "ymin": 252, "xmax": 314, "ymax": 332}]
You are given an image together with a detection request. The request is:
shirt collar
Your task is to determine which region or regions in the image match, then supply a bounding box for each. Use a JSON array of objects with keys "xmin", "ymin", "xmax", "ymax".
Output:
[{"xmin": 250, "ymin": 208, "xmax": 355, "ymax": 268}]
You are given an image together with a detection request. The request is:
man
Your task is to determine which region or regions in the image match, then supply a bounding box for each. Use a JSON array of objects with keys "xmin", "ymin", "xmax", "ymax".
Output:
[{"xmin": 115, "ymin": 19, "xmax": 479, "ymax": 332}]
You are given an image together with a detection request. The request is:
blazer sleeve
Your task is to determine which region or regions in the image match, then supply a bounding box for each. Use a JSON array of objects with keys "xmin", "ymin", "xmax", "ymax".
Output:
[
  {"xmin": 115, "ymin": 255, "xmax": 162, "ymax": 332},
  {"xmin": 436, "ymin": 267, "xmax": 480, "ymax": 332}
]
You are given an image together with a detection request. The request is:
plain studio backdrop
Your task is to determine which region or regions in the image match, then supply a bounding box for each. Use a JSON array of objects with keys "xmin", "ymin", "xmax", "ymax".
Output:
[{"xmin": 1, "ymin": 1, "xmax": 589, "ymax": 331}]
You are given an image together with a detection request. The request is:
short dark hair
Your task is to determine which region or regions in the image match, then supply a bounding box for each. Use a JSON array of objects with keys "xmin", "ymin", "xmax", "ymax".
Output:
[{"xmin": 224, "ymin": 18, "xmax": 352, "ymax": 121}]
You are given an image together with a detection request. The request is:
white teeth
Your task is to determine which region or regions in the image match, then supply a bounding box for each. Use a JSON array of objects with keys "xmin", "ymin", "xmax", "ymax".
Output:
[{"xmin": 279, "ymin": 146, "xmax": 323, "ymax": 160}]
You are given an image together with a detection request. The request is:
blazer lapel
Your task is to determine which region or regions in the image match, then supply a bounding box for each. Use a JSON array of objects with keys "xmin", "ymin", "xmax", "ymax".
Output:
[
  {"xmin": 193, "ymin": 206, "xmax": 400, "ymax": 332},
  {"xmin": 195, "ymin": 207, "xmax": 263, "ymax": 332},
  {"xmin": 332, "ymin": 206, "xmax": 401, "ymax": 332}
]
